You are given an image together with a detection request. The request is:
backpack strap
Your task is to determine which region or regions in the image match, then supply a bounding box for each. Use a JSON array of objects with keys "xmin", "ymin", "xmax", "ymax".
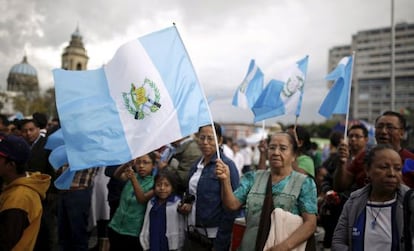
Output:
[{"xmin": 403, "ymin": 189, "xmax": 414, "ymax": 251}]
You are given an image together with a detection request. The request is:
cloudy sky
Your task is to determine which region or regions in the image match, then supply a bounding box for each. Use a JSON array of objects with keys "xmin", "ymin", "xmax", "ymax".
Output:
[{"xmin": 1, "ymin": 0, "xmax": 413, "ymax": 125}]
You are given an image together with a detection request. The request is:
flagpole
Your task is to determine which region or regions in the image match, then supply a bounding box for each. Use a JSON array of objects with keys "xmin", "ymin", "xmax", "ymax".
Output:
[
  {"xmin": 261, "ymin": 120, "xmax": 265, "ymax": 140},
  {"xmin": 390, "ymin": 0, "xmax": 395, "ymax": 111},
  {"xmin": 174, "ymin": 25, "xmax": 221, "ymax": 159},
  {"xmin": 292, "ymin": 116, "xmax": 300, "ymax": 145},
  {"xmin": 343, "ymin": 51, "xmax": 356, "ymax": 142}
]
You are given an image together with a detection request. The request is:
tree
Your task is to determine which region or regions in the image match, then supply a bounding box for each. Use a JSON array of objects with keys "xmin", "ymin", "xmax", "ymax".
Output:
[{"xmin": 12, "ymin": 88, "xmax": 57, "ymax": 118}]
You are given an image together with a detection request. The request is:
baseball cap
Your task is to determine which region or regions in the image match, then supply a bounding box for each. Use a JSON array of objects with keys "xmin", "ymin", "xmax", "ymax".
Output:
[{"xmin": 0, "ymin": 134, "xmax": 30, "ymax": 165}]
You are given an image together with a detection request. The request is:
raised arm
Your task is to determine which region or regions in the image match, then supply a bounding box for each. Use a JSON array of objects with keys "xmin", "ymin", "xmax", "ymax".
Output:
[
  {"xmin": 215, "ymin": 159, "xmax": 242, "ymax": 211},
  {"xmin": 113, "ymin": 160, "xmax": 134, "ymax": 181},
  {"xmin": 256, "ymin": 139, "xmax": 268, "ymax": 170},
  {"xmin": 333, "ymin": 142, "xmax": 354, "ymax": 192},
  {"xmin": 125, "ymin": 168, "xmax": 154, "ymax": 204}
]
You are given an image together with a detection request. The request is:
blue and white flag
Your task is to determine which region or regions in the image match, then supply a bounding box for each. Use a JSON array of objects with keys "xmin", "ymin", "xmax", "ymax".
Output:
[
  {"xmin": 53, "ymin": 26, "xmax": 211, "ymax": 170},
  {"xmin": 318, "ymin": 56, "xmax": 353, "ymax": 118},
  {"xmin": 252, "ymin": 56, "xmax": 309, "ymax": 122},
  {"xmin": 232, "ymin": 59, "xmax": 264, "ymax": 109}
]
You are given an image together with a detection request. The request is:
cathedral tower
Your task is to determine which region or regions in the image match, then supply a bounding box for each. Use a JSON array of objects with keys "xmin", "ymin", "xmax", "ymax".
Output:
[{"xmin": 61, "ymin": 26, "xmax": 88, "ymax": 70}]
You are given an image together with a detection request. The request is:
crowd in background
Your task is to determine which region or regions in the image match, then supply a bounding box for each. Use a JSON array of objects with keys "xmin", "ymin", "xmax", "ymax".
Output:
[{"xmin": 0, "ymin": 110, "xmax": 413, "ymax": 251}]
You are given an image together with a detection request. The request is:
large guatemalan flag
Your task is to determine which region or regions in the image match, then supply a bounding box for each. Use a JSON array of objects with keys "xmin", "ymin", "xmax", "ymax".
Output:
[
  {"xmin": 232, "ymin": 59, "xmax": 264, "ymax": 109},
  {"xmin": 252, "ymin": 56, "xmax": 309, "ymax": 122},
  {"xmin": 53, "ymin": 26, "xmax": 211, "ymax": 170}
]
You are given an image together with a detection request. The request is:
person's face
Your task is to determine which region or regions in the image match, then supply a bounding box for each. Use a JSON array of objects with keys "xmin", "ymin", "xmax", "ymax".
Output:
[
  {"xmin": 375, "ymin": 115, "xmax": 404, "ymax": 149},
  {"xmin": 347, "ymin": 128, "xmax": 368, "ymax": 154},
  {"xmin": 197, "ymin": 126, "xmax": 220, "ymax": 158},
  {"xmin": 133, "ymin": 154, "xmax": 153, "ymax": 177},
  {"xmin": 367, "ymin": 148, "xmax": 402, "ymax": 195},
  {"xmin": 21, "ymin": 122, "xmax": 40, "ymax": 144},
  {"xmin": 154, "ymin": 177, "xmax": 173, "ymax": 202},
  {"xmin": 267, "ymin": 134, "xmax": 296, "ymax": 170}
]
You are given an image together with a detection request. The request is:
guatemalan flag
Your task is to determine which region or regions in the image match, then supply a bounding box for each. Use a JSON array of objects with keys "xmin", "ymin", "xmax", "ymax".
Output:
[
  {"xmin": 53, "ymin": 26, "xmax": 211, "ymax": 170},
  {"xmin": 252, "ymin": 56, "xmax": 309, "ymax": 122},
  {"xmin": 318, "ymin": 55, "xmax": 353, "ymax": 118},
  {"xmin": 232, "ymin": 59, "xmax": 264, "ymax": 109}
]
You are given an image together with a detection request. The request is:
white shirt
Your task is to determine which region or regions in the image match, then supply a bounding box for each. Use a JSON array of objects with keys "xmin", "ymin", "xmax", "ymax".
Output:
[{"xmin": 364, "ymin": 198, "xmax": 395, "ymax": 251}]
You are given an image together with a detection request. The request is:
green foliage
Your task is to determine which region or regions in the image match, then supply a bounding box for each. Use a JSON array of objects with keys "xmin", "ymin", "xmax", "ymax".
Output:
[{"xmin": 12, "ymin": 88, "xmax": 57, "ymax": 118}]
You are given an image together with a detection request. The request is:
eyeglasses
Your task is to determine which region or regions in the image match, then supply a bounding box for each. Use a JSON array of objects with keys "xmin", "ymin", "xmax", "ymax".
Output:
[
  {"xmin": 198, "ymin": 135, "xmax": 215, "ymax": 143},
  {"xmin": 268, "ymin": 144, "xmax": 290, "ymax": 152},
  {"xmin": 375, "ymin": 124, "xmax": 402, "ymax": 132},
  {"xmin": 348, "ymin": 134, "xmax": 365, "ymax": 139}
]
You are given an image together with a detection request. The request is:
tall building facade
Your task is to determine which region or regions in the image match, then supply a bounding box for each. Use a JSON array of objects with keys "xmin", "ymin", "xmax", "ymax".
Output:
[
  {"xmin": 61, "ymin": 27, "xmax": 89, "ymax": 70},
  {"xmin": 328, "ymin": 45, "xmax": 352, "ymax": 89},
  {"xmin": 328, "ymin": 22, "xmax": 414, "ymax": 123}
]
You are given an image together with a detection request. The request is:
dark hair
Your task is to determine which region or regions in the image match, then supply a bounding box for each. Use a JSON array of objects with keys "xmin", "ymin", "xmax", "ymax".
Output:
[
  {"xmin": 32, "ymin": 112, "xmax": 48, "ymax": 129},
  {"xmin": 348, "ymin": 124, "xmax": 368, "ymax": 137},
  {"xmin": 365, "ymin": 144, "xmax": 397, "ymax": 168},
  {"xmin": 375, "ymin": 111, "xmax": 406, "ymax": 130},
  {"xmin": 154, "ymin": 169, "xmax": 179, "ymax": 194},
  {"xmin": 20, "ymin": 119, "xmax": 40, "ymax": 129},
  {"xmin": 0, "ymin": 114, "xmax": 9, "ymax": 127},
  {"xmin": 268, "ymin": 132, "xmax": 299, "ymax": 154},
  {"xmin": 329, "ymin": 131, "xmax": 344, "ymax": 148},
  {"xmin": 146, "ymin": 151, "xmax": 157, "ymax": 165},
  {"xmin": 290, "ymin": 125, "xmax": 311, "ymax": 153},
  {"xmin": 199, "ymin": 122, "xmax": 222, "ymax": 138}
]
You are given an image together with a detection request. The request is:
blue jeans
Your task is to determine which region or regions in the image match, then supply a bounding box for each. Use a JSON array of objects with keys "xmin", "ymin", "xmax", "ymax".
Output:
[{"xmin": 58, "ymin": 187, "xmax": 92, "ymax": 251}]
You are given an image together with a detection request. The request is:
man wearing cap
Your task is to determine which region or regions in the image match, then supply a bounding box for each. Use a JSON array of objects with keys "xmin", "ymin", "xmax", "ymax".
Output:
[{"xmin": 0, "ymin": 134, "xmax": 51, "ymax": 250}]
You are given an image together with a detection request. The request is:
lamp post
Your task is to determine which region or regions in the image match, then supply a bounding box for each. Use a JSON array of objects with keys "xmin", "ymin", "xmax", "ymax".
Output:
[{"xmin": 390, "ymin": 0, "xmax": 395, "ymax": 111}]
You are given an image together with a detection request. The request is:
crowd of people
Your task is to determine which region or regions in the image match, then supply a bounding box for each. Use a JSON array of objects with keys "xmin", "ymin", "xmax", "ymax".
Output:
[{"xmin": 0, "ymin": 110, "xmax": 413, "ymax": 251}]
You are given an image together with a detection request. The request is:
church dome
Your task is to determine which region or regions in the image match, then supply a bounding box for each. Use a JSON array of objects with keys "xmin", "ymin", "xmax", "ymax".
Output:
[
  {"xmin": 7, "ymin": 55, "xmax": 39, "ymax": 93},
  {"xmin": 9, "ymin": 56, "xmax": 37, "ymax": 76}
]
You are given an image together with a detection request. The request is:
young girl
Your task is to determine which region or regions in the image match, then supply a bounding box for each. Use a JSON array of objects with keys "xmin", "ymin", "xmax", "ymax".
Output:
[
  {"xmin": 140, "ymin": 169, "xmax": 185, "ymax": 251},
  {"xmin": 108, "ymin": 152, "xmax": 156, "ymax": 251}
]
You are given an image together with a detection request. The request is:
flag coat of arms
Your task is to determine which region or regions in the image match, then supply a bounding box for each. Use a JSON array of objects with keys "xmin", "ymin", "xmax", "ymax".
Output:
[
  {"xmin": 252, "ymin": 56, "xmax": 309, "ymax": 122},
  {"xmin": 232, "ymin": 59, "xmax": 264, "ymax": 109},
  {"xmin": 53, "ymin": 26, "xmax": 210, "ymax": 170},
  {"xmin": 318, "ymin": 56, "xmax": 353, "ymax": 118}
]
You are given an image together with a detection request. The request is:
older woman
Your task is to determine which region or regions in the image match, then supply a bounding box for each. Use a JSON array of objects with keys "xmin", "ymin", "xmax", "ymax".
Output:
[
  {"xmin": 177, "ymin": 123, "xmax": 239, "ymax": 251},
  {"xmin": 216, "ymin": 132, "xmax": 317, "ymax": 251},
  {"xmin": 332, "ymin": 144, "xmax": 414, "ymax": 251}
]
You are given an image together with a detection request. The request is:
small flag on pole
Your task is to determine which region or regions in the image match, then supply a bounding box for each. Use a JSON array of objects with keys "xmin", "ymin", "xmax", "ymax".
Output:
[
  {"xmin": 252, "ymin": 55, "xmax": 309, "ymax": 122},
  {"xmin": 318, "ymin": 56, "xmax": 353, "ymax": 118},
  {"xmin": 232, "ymin": 59, "xmax": 264, "ymax": 109},
  {"xmin": 53, "ymin": 26, "xmax": 211, "ymax": 170}
]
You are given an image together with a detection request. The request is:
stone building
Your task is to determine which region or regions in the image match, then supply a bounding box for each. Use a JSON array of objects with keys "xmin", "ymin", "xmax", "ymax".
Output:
[{"xmin": 61, "ymin": 26, "xmax": 89, "ymax": 71}]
